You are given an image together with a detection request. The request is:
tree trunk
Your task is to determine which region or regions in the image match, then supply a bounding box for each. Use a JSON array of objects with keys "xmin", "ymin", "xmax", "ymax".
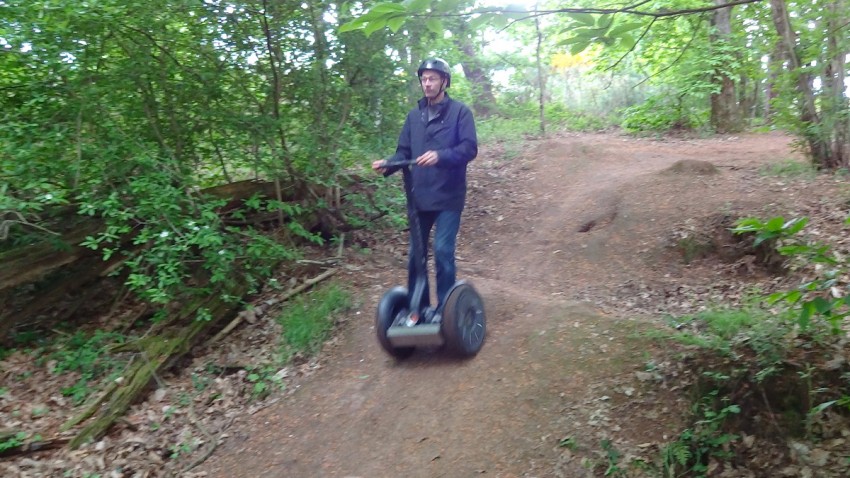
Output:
[
  {"xmin": 453, "ymin": 23, "xmax": 496, "ymax": 118},
  {"xmin": 764, "ymin": 44, "xmax": 783, "ymax": 120},
  {"xmin": 823, "ymin": 0, "xmax": 849, "ymax": 167},
  {"xmin": 258, "ymin": 0, "xmax": 297, "ymax": 180},
  {"xmin": 738, "ymin": 73, "xmax": 757, "ymax": 123},
  {"xmin": 709, "ymin": 0, "xmax": 741, "ymax": 133},
  {"xmin": 769, "ymin": 0, "xmax": 833, "ymax": 168},
  {"xmin": 535, "ymin": 10, "xmax": 546, "ymax": 136}
]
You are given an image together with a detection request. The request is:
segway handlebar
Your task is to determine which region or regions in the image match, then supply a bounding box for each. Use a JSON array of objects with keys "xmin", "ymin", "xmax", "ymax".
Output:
[{"xmin": 382, "ymin": 158, "xmax": 418, "ymax": 168}]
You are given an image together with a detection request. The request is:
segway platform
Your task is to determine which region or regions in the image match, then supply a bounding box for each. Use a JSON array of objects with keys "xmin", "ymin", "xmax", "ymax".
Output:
[{"xmin": 377, "ymin": 281, "xmax": 486, "ymax": 358}]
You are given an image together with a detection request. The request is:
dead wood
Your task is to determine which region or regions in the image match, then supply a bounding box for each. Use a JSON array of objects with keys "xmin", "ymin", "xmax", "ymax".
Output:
[
  {"xmin": 0, "ymin": 245, "xmax": 133, "ymax": 343},
  {"xmin": 0, "ymin": 179, "xmax": 328, "ymax": 343},
  {"xmin": 2, "ymin": 177, "xmax": 352, "ymax": 445},
  {"xmin": 0, "ymin": 435, "xmax": 70, "ymax": 459},
  {"xmin": 0, "ymin": 221, "xmax": 102, "ymax": 290},
  {"xmin": 61, "ymin": 281, "xmax": 249, "ymax": 449}
]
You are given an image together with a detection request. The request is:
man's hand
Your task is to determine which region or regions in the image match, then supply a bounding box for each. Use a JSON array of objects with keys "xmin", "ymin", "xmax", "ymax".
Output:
[
  {"xmin": 416, "ymin": 150, "xmax": 439, "ymax": 167},
  {"xmin": 372, "ymin": 159, "xmax": 387, "ymax": 174}
]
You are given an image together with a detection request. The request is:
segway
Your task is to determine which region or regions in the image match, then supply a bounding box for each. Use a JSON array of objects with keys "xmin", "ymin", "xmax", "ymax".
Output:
[{"xmin": 375, "ymin": 159, "xmax": 486, "ymax": 359}]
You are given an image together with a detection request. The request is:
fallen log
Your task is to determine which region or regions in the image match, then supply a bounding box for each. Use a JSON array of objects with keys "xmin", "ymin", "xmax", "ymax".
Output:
[
  {"xmin": 1, "ymin": 175, "xmax": 362, "ymax": 450},
  {"xmin": 0, "ymin": 220, "xmax": 102, "ymax": 290},
  {"xmin": 59, "ymin": 263, "xmax": 339, "ymax": 449},
  {"xmin": 62, "ymin": 280, "xmax": 249, "ymax": 449},
  {"xmin": 0, "ymin": 242, "xmax": 134, "ymax": 343},
  {"xmin": 0, "ymin": 179, "xmax": 326, "ymax": 344},
  {"xmin": 0, "ymin": 434, "xmax": 70, "ymax": 459},
  {"xmin": 0, "ymin": 180, "xmax": 292, "ymax": 295}
]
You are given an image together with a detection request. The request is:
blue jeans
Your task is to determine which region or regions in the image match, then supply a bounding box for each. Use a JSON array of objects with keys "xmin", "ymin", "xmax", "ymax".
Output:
[{"xmin": 408, "ymin": 210, "xmax": 462, "ymax": 310}]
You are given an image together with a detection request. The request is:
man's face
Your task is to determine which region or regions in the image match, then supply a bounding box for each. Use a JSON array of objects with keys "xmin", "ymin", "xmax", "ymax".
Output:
[{"xmin": 419, "ymin": 69, "xmax": 445, "ymax": 99}]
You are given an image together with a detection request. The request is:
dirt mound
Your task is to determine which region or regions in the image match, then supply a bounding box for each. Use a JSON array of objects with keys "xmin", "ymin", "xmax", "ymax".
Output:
[{"xmin": 662, "ymin": 159, "xmax": 719, "ymax": 175}]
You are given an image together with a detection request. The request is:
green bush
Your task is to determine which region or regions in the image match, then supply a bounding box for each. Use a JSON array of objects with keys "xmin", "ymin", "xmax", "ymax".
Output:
[
  {"xmin": 477, "ymin": 115, "xmax": 540, "ymax": 143},
  {"xmin": 544, "ymin": 103, "xmax": 609, "ymax": 131},
  {"xmin": 621, "ymin": 95, "xmax": 706, "ymax": 134},
  {"xmin": 477, "ymin": 102, "xmax": 609, "ymax": 144},
  {"xmin": 652, "ymin": 212, "xmax": 850, "ymax": 474}
]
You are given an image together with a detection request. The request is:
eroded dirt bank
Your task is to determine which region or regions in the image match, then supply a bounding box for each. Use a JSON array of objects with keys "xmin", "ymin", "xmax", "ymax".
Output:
[{"xmin": 200, "ymin": 132, "xmax": 811, "ymax": 477}]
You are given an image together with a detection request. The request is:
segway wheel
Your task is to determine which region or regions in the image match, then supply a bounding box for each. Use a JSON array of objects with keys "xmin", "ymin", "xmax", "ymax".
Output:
[
  {"xmin": 441, "ymin": 282, "xmax": 486, "ymax": 357},
  {"xmin": 376, "ymin": 286, "xmax": 415, "ymax": 360}
]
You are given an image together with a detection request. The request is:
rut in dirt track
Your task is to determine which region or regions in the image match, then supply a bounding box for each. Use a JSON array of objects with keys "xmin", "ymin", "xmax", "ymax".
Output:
[{"xmin": 200, "ymin": 132, "xmax": 795, "ymax": 477}]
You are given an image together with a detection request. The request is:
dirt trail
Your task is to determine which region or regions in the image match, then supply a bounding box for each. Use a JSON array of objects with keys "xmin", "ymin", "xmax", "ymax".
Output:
[{"xmin": 201, "ymin": 132, "xmax": 799, "ymax": 477}]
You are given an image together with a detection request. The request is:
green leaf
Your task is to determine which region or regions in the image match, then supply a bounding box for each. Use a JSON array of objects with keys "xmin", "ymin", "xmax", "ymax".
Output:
[
  {"xmin": 785, "ymin": 290, "xmax": 802, "ymax": 303},
  {"xmin": 731, "ymin": 217, "xmax": 762, "ymax": 234},
  {"xmin": 608, "ymin": 22, "xmax": 644, "ymax": 37},
  {"xmin": 363, "ymin": 18, "xmax": 389, "ymax": 37},
  {"xmin": 338, "ymin": 20, "xmax": 363, "ymax": 33},
  {"xmin": 783, "ymin": 217, "xmax": 808, "ymax": 235},
  {"xmin": 811, "ymin": 400, "xmax": 837, "ymax": 415},
  {"xmin": 569, "ymin": 41, "xmax": 591, "ymax": 55},
  {"xmin": 338, "ymin": 16, "xmax": 368, "ymax": 32},
  {"xmin": 765, "ymin": 216, "xmax": 785, "ymax": 232},
  {"xmin": 558, "ymin": 34, "xmax": 587, "ymax": 46},
  {"xmin": 811, "ymin": 297, "xmax": 833, "ymax": 314},
  {"xmin": 798, "ymin": 302, "xmax": 814, "ymax": 329},
  {"xmin": 425, "ymin": 18, "xmax": 443, "ymax": 35},
  {"xmin": 777, "ymin": 244, "xmax": 808, "ymax": 256},
  {"xmin": 387, "ymin": 15, "xmax": 406, "ymax": 33},
  {"xmin": 573, "ymin": 28, "xmax": 600, "ymax": 43},
  {"xmin": 618, "ymin": 34, "xmax": 635, "ymax": 50},
  {"xmin": 570, "ymin": 13, "xmax": 596, "ymax": 26}
]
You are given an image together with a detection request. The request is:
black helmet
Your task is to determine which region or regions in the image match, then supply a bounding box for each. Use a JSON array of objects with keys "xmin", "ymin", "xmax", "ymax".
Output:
[{"xmin": 418, "ymin": 58, "xmax": 451, "ymax": 88}]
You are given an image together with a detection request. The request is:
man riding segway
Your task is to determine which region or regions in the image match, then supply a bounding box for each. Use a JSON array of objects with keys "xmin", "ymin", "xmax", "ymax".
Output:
[{"xmin": 372, "ymin": 58, "xmax": 486, "ymax": 359}]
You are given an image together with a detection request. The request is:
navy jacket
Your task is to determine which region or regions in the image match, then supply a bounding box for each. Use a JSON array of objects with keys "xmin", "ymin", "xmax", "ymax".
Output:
[{"xmin": 388, "ymin": 94, "xmax": 477, "ymax": 211}]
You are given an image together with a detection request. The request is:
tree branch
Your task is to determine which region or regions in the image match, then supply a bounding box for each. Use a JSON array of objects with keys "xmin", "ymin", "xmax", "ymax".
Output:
[
  {"xmin": 633, "ymin": 15, "xmax": 705, "ymax": 88},
  {"xmin": 605, "ymin": 17, "xmax": 658, "ymax": 72},
  {"xmin": 551, "ymin": 0, "xmax": 765, "ymax": 19},
  {"xmin": 421, "ymin": 0, "xmax": 766, "ymax": 20}
]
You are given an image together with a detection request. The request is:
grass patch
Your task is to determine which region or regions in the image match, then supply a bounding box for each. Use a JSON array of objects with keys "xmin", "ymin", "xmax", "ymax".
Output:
[
  {"xmin": 477, "ymin": 116, "xmax": 540, "ymax": 143},
  {"xmin": 759, "ymin": 159, "xmax": 816, "ymax": 178},
  {"xmin": 664, "ymin": 306, "xmax": 790, "ymax": 364},
  {"xmin": 277, "ymin": 283, "xmax": 351, "ymax": 360}
]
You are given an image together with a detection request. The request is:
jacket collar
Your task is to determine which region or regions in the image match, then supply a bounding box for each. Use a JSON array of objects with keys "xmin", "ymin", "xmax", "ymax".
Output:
[
  {"xmin": 418, "ymin": 93, "xmax": 451, "ymax": 122},
  {"xmin": 418, "ymin": 92, "xmax": 452, "ymax": 111}
]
